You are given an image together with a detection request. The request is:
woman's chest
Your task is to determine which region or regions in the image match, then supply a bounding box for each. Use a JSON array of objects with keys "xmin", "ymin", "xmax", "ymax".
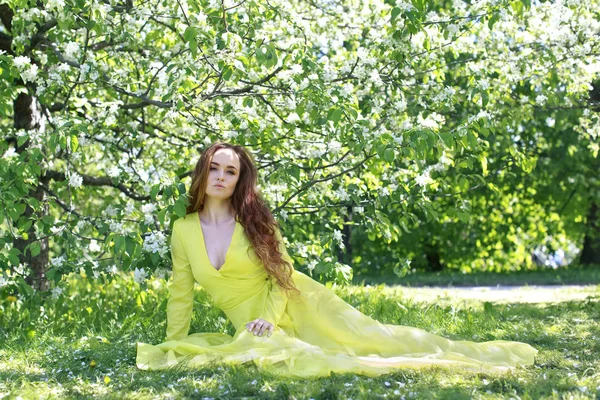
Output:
[
  {"xmin": 201, "ymin": 222, "xmax": 237, "ymax": 270},
  {"xmin": 183, "ymin": 228, "xmax": 265, "ymax": 279}
]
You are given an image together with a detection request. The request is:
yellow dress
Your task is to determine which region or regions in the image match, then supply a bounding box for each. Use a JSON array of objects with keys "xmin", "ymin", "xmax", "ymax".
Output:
[{"xmin": 136, "ymin": 211, "xmax": 538, "ymax": 378}]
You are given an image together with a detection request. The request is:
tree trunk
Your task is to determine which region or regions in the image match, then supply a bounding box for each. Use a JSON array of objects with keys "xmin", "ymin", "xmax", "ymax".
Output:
[
  {"xmin": 12, "ymin": 92, "xmax": 50, "ymax": 291},
  {"xmin": 424, "ymin": 242, "xmax": 444, "ymax": 271},
  {"xmin": 337, "ymin": 205, "xmax": 353, "ymax": 265},
  {"xmin": 580, "ymin": 201, "xmax": 600, "ymax": 265}
]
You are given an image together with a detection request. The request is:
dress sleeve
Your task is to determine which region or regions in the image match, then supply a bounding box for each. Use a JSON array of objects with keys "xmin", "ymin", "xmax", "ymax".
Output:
[
  {"xmin": 165, "ymin": 220, "xmax": 195, "ymax": 341},
  {"xmin": 259, "ymin": 227, "xmax": 294, "ymax": 327}
]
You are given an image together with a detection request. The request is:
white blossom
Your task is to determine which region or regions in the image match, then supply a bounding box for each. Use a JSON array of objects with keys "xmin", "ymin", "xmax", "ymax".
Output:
[
  {"xmin": 335, "ymin": 186, "xmax": 350, "ymax": 201},
  {"xmin": 46, "ymin": 0, "xmax": 65, "ymax": 11},
  {"xmin": 141, "ymin": 203, "xmax": 157, "ymax": 214},
  {"xmin": 415, "ymin": 171, "xmax": 433, "ymax": 187},
  {"xmin": 3, "ymin": 147, "xmax": 17, "ymax": 159},
  {"xmin": 51, "ymin": 225, "xmax": 65, "ymax": 234},
  {"xmin": 535, "ymin": 94, "xmax": 548, "ymax": 106},
  {"xmin": 51, "ymin": 255, "xmax": 66, "ymax": 268},
  {"xmin": 107, "ymin": 265, "xmax": 118, "ymax": 275},
  {"xmin": 333, "ymin": 229, "xmax": 343, "ymax": 243},
  {"xmin": 279, "ymin": 209, "xmax": 288, "ymax": 221},
  {"xmin": 51, "ymin": 286, "xmax": 64, "ymax": 299},
  {"xmin": 329, "ymin": 140, "xmax": 342, "ymax": 154},
  {"xmin": 89, "ymin": 239, "xmax": 101, "ymax": 252},
  {"xmin": 69, "ymin": 172, "xmax": 83, "ymax": 188},
  {"xmin": 21, "ymin": 64, "xmax": 38, "ymax": 82},
  {"xmin": 107, "ymin": 166, "xmax": 120, "ymax": 178},
  {"xmin": 290, "ymin": 64, "xmax": 303, "ymax": 75},
  {"xmin": 64, "ymin": 42, "xmax": 80, "ymax": 60},
  {"xmin": 133, "ymin": 267, "xmax": 147, "ymax": 284},
  {"xmin": 143, "ymin": 231, "xmax": 168, "ymax": 256},
  {"xmin": 13, "ymin": 56, "xmax": 31, "ymax": 69}
]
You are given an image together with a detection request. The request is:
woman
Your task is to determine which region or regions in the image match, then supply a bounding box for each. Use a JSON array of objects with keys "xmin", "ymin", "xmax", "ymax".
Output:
[{"xmin": 136, "ymin": 142, "xmax": 538, "ymax": 378}]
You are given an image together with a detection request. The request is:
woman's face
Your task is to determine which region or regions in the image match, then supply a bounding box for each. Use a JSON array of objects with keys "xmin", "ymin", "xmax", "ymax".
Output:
[{"xmin": 205, "ymin": 148, "xmax": 241, "ymax": 200}]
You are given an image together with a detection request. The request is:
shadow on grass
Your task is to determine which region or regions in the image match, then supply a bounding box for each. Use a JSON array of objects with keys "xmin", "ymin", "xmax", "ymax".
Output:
[{"xmin": 1, "ymin": 296, "xmax": 597, "ymax": 399}]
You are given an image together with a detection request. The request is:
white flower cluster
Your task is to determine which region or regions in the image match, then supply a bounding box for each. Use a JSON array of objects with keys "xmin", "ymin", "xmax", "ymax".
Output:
[
  {"xmin": 279, "ymin": 209, "xmax": 288, "ymax": 221},
  {"xmin": 334, "ymin": 186, "xmax": 350, "ymax": 201},
  {"xmin": 67, "ymin": 171, "xmax": 83, "ymax": 188},
  {"xmin": 51, "ymin": 255, "xmax": 66, "ymax": 268},
  {"xmin": 46, "ymin": 0, "xmax": 65, "ymax": 11},
  {"xmin": 133, "ymin": 267, "xmax": 148, "ymax": 284},
  {"xmin": 142, "ymin": 231, "xmax": 168, "ymax": 257},
  {"xmin": 333, "ymin": 229, "xmax": 345, "ymax": 250},
  {"xmin": 64, "ymin": 42, "xmax": 80, "ymax": 60},
  {"xmin": 12, "ymin": 56, "xmax": 38, "ymax": 83},
  {"xmin": 2, "ymin": 147, "xmax": 17, "ymax": 159},
  {"xmin": 415, "ymin": 169, "xmax": 434, "ymax": 187},
  {"xmin": 141, "ymin": 203, "xmax": 157, "ymax": 225},
  {"xmin": 89, "ymin": 239, "xmax": 101, "ymax": 253},
  {"xmin": 51, "ymin": 286, "xmax": 64, "ymax": 299}
]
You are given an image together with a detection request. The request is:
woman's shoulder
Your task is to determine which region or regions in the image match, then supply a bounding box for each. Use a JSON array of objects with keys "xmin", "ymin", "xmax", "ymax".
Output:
[{"xmin": 172, "ymin": 212, "xmax": 198, "ymax": 233}]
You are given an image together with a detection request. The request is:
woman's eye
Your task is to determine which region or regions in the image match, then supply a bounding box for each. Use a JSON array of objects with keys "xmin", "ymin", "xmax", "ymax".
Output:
[{"xmin": 210, "ymin": 167, "xmax": 234, "ymax": 174}]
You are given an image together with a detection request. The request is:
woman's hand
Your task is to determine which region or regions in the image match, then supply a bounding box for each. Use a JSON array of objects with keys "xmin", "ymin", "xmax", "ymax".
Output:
[{"xmin": 246, "ymin": 318, "xmax": 273, "ymax": 337}]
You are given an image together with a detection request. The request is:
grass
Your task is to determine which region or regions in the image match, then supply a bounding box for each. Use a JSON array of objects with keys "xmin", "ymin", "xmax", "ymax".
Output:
[
  {"xmin": 0, "ymin": 269, "xmax": 599, "ymax": 399},
  {"xmin": 352, "ymin": 264, "xmax": 600, "ymax": 287}
]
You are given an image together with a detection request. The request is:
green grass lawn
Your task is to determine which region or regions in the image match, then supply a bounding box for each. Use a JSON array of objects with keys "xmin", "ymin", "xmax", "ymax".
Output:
[
  {"xmin": 1, "ymin": 270, "xmax": 599, "ymax": 399},
  {"xmin": 353, "ymin": 264, "xmax": 600, "ymax": 287}
]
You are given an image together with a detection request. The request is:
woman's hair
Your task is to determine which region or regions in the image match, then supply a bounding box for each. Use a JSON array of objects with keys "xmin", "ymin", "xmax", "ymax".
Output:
[{"xmin": 186, "ymin": 141, "xmax": 300, "ymax": 299}]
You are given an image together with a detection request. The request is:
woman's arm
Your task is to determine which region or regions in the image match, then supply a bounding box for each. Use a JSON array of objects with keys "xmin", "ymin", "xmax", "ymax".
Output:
[{"xmin": 165, "ymin": 220, "xmax": 195, "ymax": 341}]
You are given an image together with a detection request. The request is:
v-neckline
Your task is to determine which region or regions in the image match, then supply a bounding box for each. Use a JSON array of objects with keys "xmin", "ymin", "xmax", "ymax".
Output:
[{"xmin": 196, "ymin": 211, "xmax": 238, "ymax": 273}]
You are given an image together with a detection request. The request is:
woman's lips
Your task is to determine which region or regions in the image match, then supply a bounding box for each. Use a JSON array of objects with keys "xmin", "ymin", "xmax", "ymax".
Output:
[{"xmin": 214, "ymin": 184, "xmax": 225, "ymax": 188}]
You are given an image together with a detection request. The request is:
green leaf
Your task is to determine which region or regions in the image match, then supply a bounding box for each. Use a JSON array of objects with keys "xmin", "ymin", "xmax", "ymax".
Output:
[
  {"xmin": 383, "ymin": 148, "xmax": 395, "ymax": 162},
  {"xmin": 70, "ymin": 135, "xmax": 79, "ymax": 152},
  {"xmin": 480, "ymin": 155, "xmax": 488, "ymax": 176},
  {"xmin": 481, "ymin": 90, "xmax": 489, "ymax": 108},
  {"xmin": 189, "ymin": 39, "xmax": 198, "ymax": 57},
  {"xmin": 488, "ymin": 13, "xmax": 500, "ymax": 30},
  {"xmin": 330, "ymin": 107, "xmax": 343, "ymax": 123},
  {"xmin": 174, "ymin": 201, "xmax": 187, "ymax": 218},
  {"xmin": 439, "ymin": 131, "xmax": 454, "ymax": 147},
  {"xmin": 183, "ymin": 26, "xmax": 197, "ymax": 42},
  {"xmin": 290, "ymin": 164, "xmax": 301, "ymax": 182},
  {"xmin": 222, "ymin": 65, "xmax": 233, "ymax": 81},
  {"xmin": 391, "ymin": 7, "xmax": 402, "ymax": 24},
  {"xmin": 17, "ymin": 133, "xmax": 29, "ymax": 147},
  {"xmin": 30, "ymin": 242, "xmax": 41, "ymax": 257},
  {"xmin": 114, "ymin": 235, "xmax": 125, "ymax": 254},
  {"xmin": 177, "ymin": 182, "xmax": 186, "ymax": 196},
  {"xmin": 126, "ymin": 237, "xmax": 137, "ymax": 257}
]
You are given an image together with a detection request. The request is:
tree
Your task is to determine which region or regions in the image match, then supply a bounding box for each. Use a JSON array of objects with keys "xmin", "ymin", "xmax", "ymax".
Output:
[{"xmin": 1, "ymin": 0, "xmax": 598, "ymax": 296}]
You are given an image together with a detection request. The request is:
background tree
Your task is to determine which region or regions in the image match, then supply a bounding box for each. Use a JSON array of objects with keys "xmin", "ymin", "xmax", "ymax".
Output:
[{"xmin": 0, "ymin": 0, "xmax": 598, "ymax": 297}]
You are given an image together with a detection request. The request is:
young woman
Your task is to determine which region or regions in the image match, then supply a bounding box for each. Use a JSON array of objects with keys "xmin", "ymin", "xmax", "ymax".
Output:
[{"xmin": 136, "ymin": 142, "xmax": 538, "ymax": 378}]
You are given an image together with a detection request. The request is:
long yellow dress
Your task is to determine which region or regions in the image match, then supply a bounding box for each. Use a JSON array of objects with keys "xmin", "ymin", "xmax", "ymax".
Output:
[{"xmin": 136, "ymin": 211, "xmax": 538, "ymax": 378}]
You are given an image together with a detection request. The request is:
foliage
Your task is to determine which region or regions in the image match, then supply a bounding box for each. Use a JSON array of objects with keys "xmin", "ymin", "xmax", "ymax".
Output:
[{"xmin": 0, "ymin": 0, "xmax": 599, "ymax": 294}]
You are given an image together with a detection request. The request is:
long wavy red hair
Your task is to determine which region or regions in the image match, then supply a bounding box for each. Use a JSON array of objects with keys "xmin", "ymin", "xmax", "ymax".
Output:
[{"xmin": 185, "ymin": 142, "xmax": 300, "ymax": 300}]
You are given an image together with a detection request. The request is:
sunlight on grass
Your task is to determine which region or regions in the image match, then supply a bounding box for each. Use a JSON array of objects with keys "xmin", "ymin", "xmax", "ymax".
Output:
[{"xmin": 1, "ymin": 272, "xmax": 599, "ymax": 399}]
